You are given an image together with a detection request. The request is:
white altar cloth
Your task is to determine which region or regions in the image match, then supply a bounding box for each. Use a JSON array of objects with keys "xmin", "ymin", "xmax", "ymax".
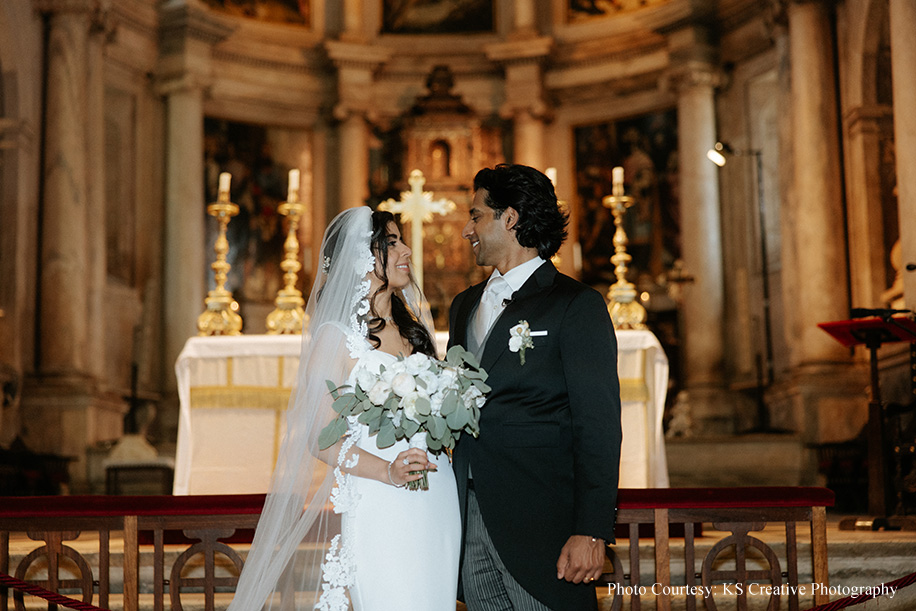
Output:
[
  {"xmin": 616, "ymin": 329, "xmax": 670, "ymax": 488},
  {"xmin": 173, "ymin": 330, "xmax": 669, "ymax": 494}
]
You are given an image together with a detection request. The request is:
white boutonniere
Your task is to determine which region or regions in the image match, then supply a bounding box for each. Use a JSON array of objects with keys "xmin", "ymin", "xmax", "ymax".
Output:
[{"xmin": 509, "ymin": 321, "xmax": 535, "ymax": 365}]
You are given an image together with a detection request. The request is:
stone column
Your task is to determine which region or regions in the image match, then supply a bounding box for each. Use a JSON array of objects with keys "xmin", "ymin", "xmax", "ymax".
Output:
[
  {"xmin": 326, "ymin": 40, "xmax": 390, "ymax": 212},
  {"xmin": 23, "ymin": 0, "xmax": 124, "ymax": 490},
  {"xmin": 787, "ymin": 0, "xmax": 849, "ymax": 362},
  {"xmin": 668, "ymin": 60, "xmax": 732, "ymax": 434},
  {"xmin": 485, "ymin": 37, "xmax": 552, "ymax": 169},
  {"xmin": 513, "ymin": 0, "xmax": 536, "ymax": 37},
  {"xmin": 160, "ymin": 79, "xmax": 206, "ymax": 387},
  {"xmin": 341, "ymin": 0, "xmax": 363, "ymax": 41},
  {"xmin": 86, "ymin": 10, "xmax": 112, "ymax": 380},
  {"xmin": 772, "ymin": 0, "xmax": 866, "ymax": 449},
  {"xmin": 890, "ymin": 0, "xmax": 916, "ymax": 308},
  {"xmin": 37, "ymin": 0, "xmax": 91, "ymax": 375},
  {"xmin": 157, "ymin": 4, "xmax": 232, "ymax": 393}
]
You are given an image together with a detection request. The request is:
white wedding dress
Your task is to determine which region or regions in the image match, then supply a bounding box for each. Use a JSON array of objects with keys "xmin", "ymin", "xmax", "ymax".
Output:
[{"xmin": 337, "ymin": 348, "xmax": 461, "ymax": 611}]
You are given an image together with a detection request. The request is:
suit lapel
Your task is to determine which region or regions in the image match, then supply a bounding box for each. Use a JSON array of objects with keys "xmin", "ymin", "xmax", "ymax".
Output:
[
  {"xmin": 479, "ymin": 262, "xmax": 557, "ymax": 372},
  {"xmin": 454, "ymin": 281, "xmax": 486, "ymax": 349}
]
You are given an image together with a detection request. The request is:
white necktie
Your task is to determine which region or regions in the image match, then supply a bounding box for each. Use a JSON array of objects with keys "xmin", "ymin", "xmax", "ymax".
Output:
[{"xmin": 474, "ymin": 276, "xmax": 510, "ymax": 344}]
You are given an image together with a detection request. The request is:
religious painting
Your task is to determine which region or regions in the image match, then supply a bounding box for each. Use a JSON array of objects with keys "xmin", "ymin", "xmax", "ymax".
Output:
[
  {"xmin": 567, "ymin": 0, "xmax": 670, "ymax": 23},
  {"xmin": 199, "ymin": 0, "xmax": 309, "ymax": 26},
  {"xmin": 382, "ymin": 0, "xmax": 494, "ymax": 34},
  {"xmin": 574, "ymin": 109, "xmax": 679, "ymax": 286},
  {"xmin": 574, "ymin": 109, "xmax": 681, "ymax": 404},
  {"xmin": 203, "ymin": 118, "xmax": 312, "ymax": 330}
]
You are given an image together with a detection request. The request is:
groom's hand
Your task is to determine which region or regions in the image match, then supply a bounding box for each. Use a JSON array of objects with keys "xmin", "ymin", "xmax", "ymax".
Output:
[{"xmin": 556, "ymin": 535, "xmax": 605, "ymax": 584}]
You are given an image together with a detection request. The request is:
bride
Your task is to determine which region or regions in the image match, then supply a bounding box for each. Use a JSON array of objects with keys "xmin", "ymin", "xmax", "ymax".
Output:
[{"xmin": 228, "ymin": 207, "xmax": 460, "ymax": 611}]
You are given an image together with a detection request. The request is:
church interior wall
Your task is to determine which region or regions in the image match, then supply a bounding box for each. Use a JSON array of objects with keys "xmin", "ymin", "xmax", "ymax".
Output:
[
  {"xmin": 0, "ymin": 1, "xmax": 44, "ymax": 448},
  {"xmin": 0, "ymin": 0, "xmax": 911, "ymax": 493}
]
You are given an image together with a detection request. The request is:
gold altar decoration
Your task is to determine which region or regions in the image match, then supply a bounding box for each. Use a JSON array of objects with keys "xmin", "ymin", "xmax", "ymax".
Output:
[
  {"xmin": 266, "ymin": 169, "xmax": 307, "ymax": 334},
  {"xmin": 602, "ymin": 166, "xmax": 647, "ymax": 330},
  {"xmin": 198, "ymin": 172, "xmax": 243, "ymax": 336},
  {"xmin": 379, "ymin": 169, "xmax": 456, "ymax": 292}
]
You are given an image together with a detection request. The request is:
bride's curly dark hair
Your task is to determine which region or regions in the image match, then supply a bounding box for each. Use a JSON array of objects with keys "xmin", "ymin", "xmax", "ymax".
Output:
[{"xmin": 367, "ymin": 210, "xmax": 436, "ymax": 357}]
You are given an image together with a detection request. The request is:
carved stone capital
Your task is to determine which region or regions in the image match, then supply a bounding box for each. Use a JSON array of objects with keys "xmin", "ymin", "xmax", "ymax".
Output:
[
  {"xmin": 661, "ymin": 62, "xmax": 722, "ymax": 93},
  {"xmin": 159, "ymin": 1, "xmax": 234, "ymax": 51},
  {"xmin": 325, "ymin": 40, "xmax": 392, "ymax": 72},
  {"xmin": 154, "ymin": 71, "xmax": 211, "ymax": 98}
]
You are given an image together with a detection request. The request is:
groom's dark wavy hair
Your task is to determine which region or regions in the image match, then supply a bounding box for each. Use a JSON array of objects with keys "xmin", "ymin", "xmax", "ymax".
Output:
[
  {"xmin": 473, "ymin": 163, "xmax": 568, "ymax": 259},
  {"xmin": 367, "ymin": 210, "xmax": 436, "ymax": 357}
]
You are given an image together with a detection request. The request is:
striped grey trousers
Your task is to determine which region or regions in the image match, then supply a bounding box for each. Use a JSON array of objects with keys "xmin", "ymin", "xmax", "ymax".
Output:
[{"xmin": 462, "ymin": 488, "xmax": 553, "ymax": 611}]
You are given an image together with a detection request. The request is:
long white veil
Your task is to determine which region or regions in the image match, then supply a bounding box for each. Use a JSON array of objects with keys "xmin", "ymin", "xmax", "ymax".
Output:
[{"xmin": 227, "ymin": 206, "xmax": 433, "ymax": 610}]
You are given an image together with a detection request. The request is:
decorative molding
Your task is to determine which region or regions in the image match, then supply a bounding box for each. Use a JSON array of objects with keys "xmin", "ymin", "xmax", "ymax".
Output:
[
  {"xmin": 660, "ymin": 61, "xmax": 722, "ymax": 93},
  {"xmin": 325, "ymin": 40, "xmax": 392, "ymax": 71},
  {"xmin": 843, "ymin": 104, "xmax": 894, "ymax": 132},
  {"xmin": 33, "ymin": 0, "xmax": 105, "ymax": 15},
  {"xmin": 484, "ymin": 35, "xmax": 553, "ymax": 65},
  {"xmin": 159, "ymin": 2, "xmax": 234, "ymax": 51},
  {"xmin": 212, "ymin": 49, "xmax": 317, "ymax": 75}
]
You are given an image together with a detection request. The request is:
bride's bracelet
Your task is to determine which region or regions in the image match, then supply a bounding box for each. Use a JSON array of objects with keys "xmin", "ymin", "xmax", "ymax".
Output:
[{"xmin": 387, "ymin": 460, "xmax": 405, "ymax": 488}]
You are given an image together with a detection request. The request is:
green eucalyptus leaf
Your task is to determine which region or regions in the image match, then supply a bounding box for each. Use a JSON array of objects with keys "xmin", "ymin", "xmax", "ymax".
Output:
[
  {"xmin": 415, "ymin": 397, "xmax": 431, "ymax": 417},
  {"xmin": 317, "ymin": 419, "xmax": 342, "ymax": 450},
  {"xmin": 440, "ymin": 391, "xmax": 459, "ymax": 416},
  {"xmin": 377, "ymin": 421, "xmax": 396, "ymax": 448}
]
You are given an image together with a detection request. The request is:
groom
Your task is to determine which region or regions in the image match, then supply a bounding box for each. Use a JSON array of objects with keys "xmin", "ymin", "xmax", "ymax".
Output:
[{"xmin": 448, "ymin": 164, "xmax": 622, "ymax": 610}]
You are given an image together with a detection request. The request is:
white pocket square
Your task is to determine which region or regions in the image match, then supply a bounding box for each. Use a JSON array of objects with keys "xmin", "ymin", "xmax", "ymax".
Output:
[{"xmin": 529, "ymin": 330, "xmax": 548, "ymax": 337}]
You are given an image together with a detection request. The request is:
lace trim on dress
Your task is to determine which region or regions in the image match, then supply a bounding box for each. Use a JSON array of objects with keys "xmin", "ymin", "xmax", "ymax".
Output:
[
  {"xmin": 319, "ymin": 226, "xmax": 373, "ymax": 610},
  {"xmin": 314, "ymin": 534, "xmax": 356, "ymax": 611}
]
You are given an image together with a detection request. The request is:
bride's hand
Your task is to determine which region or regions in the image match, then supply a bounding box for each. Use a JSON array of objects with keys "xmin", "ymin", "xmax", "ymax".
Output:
[{"xmin": 387, "ymin": 448, "xmax": 437, "ymax": 487}]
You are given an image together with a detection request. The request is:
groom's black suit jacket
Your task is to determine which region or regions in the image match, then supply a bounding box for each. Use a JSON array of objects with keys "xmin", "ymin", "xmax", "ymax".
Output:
[{"xmin": 448, "ymin": 261, "xmax": 622, "ymax": 611}]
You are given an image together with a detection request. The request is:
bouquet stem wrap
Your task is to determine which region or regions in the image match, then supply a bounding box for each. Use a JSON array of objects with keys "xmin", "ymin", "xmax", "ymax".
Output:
[{"xmin": 408, "ymin": 433, "xmax": 429, "ymax": 491}]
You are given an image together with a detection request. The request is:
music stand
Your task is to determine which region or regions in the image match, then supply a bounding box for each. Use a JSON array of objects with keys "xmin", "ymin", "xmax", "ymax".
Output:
[{"xmin": 818, "ymin": 313, "xmax": 916, "ymax": 529}]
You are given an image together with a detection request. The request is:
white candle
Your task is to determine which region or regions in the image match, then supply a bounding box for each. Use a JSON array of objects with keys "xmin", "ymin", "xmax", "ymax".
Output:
[
  {"xmin": 545, "ymin": 167, "xmax": 557, "ymax": 187},
  {"xmin": 287, "ymin": 168, "xmax": 300, "ymax": 202},
  {"xmin": 218, "ymin": 172, "xmax": 231, "ymax": 197},
  {"xmin": 612, "ymin": 166, "xmax": 624, "ymax": 196}
]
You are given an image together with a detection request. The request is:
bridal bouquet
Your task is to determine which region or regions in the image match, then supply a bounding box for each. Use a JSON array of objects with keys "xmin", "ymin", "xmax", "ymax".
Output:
[{"xmin": 318, "ymin": 345, "xmax": 490, "ymax": 490}]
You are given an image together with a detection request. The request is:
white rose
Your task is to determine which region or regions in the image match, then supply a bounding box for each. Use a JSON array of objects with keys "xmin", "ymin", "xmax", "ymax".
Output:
[
  {"xmin": 462, "ymin": 386, "xmax": 483, "ymax": 406},
  {"xmin": 419, "ymin": 370, "xmax": 439, "ymax": 394},
  {"xmin": 430, "ymin": 392, "xmax": 444, "ymax": 416},
  {"xmin": 439, "ymin": 367, "xmax": 459, "ymax": 390},
  {"xmin": 401, "ymin": 391, "xmax": 421, "ymax": 422},
  {"xmin": 511, "ymin": 322, "xmax": 528, "ymax": 335},
  {"xmin": 391, "ymin": 372, "xmax": 416, "ymax": 397},
  {"xmin": 356, "ymin": 368, "xmax": 377, "ymax": 392},
  {"xmin": 388, "ymin": 360, "xmax": 407, "ymax": 374},
  {"xmin": 405, "ymin": 353, "xmax": 432, "ymax": 375},
  {"xmin": 368, "ymin": 380, "xmax": 390, "ymax": 406},
  {"xmin": 509, "ymin": 335, "xmax": 523, "ymax": 352}
]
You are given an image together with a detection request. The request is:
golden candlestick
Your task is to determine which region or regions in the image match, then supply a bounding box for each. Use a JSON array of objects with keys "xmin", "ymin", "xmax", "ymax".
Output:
[
  {"xmin": 266, "ymin": 169, "xmax": 307, "ymax": 334},
  {"xmin": 601, "ymin": 167, "xmax": 647, "ymax": 330},
  {"xmin": 198, "ymin": 173, "xmax": 243, "ymax": 336}
]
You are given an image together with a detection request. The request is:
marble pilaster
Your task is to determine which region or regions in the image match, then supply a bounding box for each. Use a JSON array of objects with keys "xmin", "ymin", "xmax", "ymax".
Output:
[
  {"xmin": 668, "ymin": 61, "xmax": 732, "ymax": 434},
  {"xmin": 889, "ymin": 0, "xmax": 916, "ymax": 309},
  {"xmin": 326, "ymin": 40, "xmax": 391, "ymax": 212}
]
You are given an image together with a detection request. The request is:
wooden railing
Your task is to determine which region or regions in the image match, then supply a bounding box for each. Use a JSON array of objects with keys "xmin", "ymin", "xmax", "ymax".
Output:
[{"xmin": 0, "ymin": 487, "xmax": 833, "ymax": 611}]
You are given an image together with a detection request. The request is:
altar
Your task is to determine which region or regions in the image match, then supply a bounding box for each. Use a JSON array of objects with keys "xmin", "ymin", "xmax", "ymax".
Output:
[{"xmin": 173, "ymin": 329, "xmax": 669, "ymax": 494}]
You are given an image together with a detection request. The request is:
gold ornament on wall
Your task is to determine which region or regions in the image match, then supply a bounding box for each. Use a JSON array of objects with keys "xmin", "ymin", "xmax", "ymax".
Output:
[
  {"xmin": 602, "ymin": 166, "xmax": 647, "ymax": 330},
  {"xmin": 198, "ymin": 172, "xmax": 243, "ymax": 336},
  {"xmin": 266, "ymin": 169, "xmax": 307, "ymax": 335}
]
